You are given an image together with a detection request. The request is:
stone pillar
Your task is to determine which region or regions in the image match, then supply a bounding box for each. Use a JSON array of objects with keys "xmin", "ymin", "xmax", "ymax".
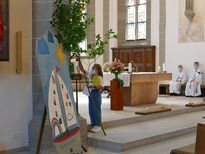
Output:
[
  {"xmin": 29, "ymin": 0, "xmax": 54, "ymax": 152},
  {"xmin": 87, "ymin": 0, "xmax": 95, "ymax": 46},
  {"xmin": 95, "ymin": 0, "xmax": 104, "ymax": 66},
  {"xmin": 159, "ymin": 0, "xmax": 166, "ymax": 67},
  {"xmin": 103, "ymin": 0, "xmax": 109, "ymax": 63},
  {"xmin": 109, "ymin": 0, "xmax": 118, "ymax": 62}
]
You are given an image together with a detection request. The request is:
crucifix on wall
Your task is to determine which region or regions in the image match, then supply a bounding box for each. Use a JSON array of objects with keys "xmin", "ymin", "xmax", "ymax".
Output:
[{"xmin": 185, "ymin": 0, "xmax": 195, "ymax": 21}]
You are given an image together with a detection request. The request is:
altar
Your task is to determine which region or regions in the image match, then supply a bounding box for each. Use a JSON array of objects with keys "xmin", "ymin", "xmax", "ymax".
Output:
[{"xmin": 104, "ymin": 72, "xmax": 172, "ymax": 106}]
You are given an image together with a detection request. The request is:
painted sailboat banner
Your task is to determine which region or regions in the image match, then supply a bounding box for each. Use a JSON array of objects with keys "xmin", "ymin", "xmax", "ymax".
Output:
[{"xmin": 36, "ymin": 32, "xmax": 82, "ymax": 154}]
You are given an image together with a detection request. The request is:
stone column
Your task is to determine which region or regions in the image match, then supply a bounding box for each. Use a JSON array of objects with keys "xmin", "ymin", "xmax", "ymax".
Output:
[
  {"xmin": 87, "ymin": 0, "xmax": 95, "ymax": 46},
  {"xmin": 159, "ymin": 0, "xmax": 166, "ymax": 68},
  {"xmin": 95, "ymin": 0, "xmax": 104, "ymax": 66},
  {"xmin": 29, "ymin": 0, "xmax": 54, "ymax": 152},
  {"xmin": 109, "ymin": 0, "xmax": 118, "ymax": 62},
  {"xmin": 103, "ymin": 0, "xmax": 109, "ymax": 63}
]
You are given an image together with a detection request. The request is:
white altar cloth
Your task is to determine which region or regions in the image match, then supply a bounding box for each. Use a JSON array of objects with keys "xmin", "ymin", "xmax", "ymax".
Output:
[{"xmin": 103, "ymin": 72, "xmax": 130, "ymax": 87}]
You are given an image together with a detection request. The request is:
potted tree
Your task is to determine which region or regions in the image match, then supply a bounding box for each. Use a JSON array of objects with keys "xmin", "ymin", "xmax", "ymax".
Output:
[{"xmin": 50, "ymin": 0, "xmax": 118, "ymax": 137}]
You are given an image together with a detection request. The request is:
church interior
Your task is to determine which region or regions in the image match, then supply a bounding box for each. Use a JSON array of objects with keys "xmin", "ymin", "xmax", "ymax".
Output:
[{"xmin": 0, "ymin": 0, "xmax": 205, "ymax": 154}]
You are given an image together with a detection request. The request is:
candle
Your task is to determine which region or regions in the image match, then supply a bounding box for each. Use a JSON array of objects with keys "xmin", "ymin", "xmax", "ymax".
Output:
[
  {"xmin": 128, "ymin": 63, "xmax": 132, "ymax": 72},
  {"xmin": 162, "ymin": 63, "xmax": 166, "ymax": 72},
  {"xmin": 158, "ymin": 66, "xmax": 161, "ymax": 72}
]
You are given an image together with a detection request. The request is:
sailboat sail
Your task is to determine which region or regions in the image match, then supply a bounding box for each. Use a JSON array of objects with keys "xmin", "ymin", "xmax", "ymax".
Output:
[
  {"xmin": 58, "ymin": 73, "xmax": 77, "ymax": 127},
  {"xmin": 48, "ymin": 67, "xmax": 78, "ymax": 139},
  {"xmin": 48, "ymin": 70, "xmax": 66, "ymax": 138}
]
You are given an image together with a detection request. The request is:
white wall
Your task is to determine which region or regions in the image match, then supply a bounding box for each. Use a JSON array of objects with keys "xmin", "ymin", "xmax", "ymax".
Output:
[
  {"xmin": 0, "ymin": 0, "xmax": 32, "ymax": 151},
  {"xmin": 166, "ymin": 0, "xmax": 205, "ymax": 83}
]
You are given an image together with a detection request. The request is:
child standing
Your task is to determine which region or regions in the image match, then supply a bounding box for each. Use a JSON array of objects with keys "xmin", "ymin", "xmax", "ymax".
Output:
[
  {"xmin": 88, "ymin": 64, "xmax": 104, "ymax": 132},
  {"xmin": 78, "ymin": 61, "xmax": 104, "ymax": 133}
]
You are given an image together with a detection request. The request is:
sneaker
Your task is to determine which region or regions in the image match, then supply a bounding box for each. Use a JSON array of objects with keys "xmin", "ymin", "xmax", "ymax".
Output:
[{"xmin": 90, "ymin": 126, "xmax": 101, "ymax": 133}]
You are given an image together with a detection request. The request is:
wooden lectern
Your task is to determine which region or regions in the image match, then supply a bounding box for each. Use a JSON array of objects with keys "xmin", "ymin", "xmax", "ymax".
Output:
[{"xmin": 110, "ymin": 80, "xmax": 124, "ymax": 110}]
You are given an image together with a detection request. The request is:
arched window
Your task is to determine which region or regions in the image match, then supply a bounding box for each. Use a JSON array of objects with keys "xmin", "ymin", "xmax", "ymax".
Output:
[{"xmin": 126, "ymin": 0, "xmax": 147, "ymax": 41}]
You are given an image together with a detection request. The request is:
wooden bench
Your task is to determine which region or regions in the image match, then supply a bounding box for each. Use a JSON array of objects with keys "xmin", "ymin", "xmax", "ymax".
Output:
[
  {"xmin": 170, "ymin": 123, "xmax": 205, "ymax": 154},
  {"xmin": 159, "ymin": 83, "xmax": 205, "ymax": 96}
]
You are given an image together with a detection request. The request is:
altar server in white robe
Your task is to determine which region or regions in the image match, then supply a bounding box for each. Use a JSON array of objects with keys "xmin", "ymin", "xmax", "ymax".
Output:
[
  {"xmin": 169, "ymin": 65, "xmax": 187, "ymax": 95},
  {"xmin": 185, "ymin": 62, "xmax": 203, "ymax": 97}
]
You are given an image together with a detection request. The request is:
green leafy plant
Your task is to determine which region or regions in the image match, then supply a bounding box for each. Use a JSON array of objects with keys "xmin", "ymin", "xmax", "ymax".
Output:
[
  {"xmin": 50, "ymin": 0, "xmax": 118, "ymax": 59},
  {"xmin": 50, "ymin": 0, "xmax": 118, "ymax": 136}
]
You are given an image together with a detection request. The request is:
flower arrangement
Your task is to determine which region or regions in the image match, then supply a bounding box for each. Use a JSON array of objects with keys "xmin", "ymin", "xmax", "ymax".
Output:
[
  {"xmin": 103, "ymin": 58, "xmax": 124, "ymax": 88},
  {"xmin": 109, "ymin": 58, "xmax": 124, "ymax": 80}
]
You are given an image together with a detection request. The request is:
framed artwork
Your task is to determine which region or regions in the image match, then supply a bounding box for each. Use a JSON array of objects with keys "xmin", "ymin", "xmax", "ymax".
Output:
[{"xmin": 0, "ymin": 0, "xmax": 9, "ymax": 61}]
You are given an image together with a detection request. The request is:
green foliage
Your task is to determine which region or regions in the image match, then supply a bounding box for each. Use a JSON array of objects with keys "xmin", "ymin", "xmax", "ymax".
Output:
[
  {"xmin": 50, "ymin": 0, "xmax": 118, "ymax": 59},
  {"xmin": 50, "ymin": 0, "xmax": 93, "ymax": 57},
  {"xmin": 87, "ymin": 29, "xmax": 118, "ymax": 58},
  {"xmin": 113, "ymin": 78, "xmax": 124, "ymax": 88},
  {"xmin": 69, "ymin": 62, "xmax": 74, "ymax": 78}
]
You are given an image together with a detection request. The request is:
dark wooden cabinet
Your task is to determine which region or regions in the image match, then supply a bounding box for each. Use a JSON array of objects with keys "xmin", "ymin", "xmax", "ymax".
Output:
[{"xmin": 112, "ymin": 46, "xmax": 156, "ymax": 72}]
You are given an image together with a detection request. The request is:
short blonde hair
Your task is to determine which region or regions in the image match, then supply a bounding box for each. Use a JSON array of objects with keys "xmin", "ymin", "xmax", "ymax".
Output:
[{"xmin": 194, "ymin": 61, "xmax": 199, "ymax": 65}]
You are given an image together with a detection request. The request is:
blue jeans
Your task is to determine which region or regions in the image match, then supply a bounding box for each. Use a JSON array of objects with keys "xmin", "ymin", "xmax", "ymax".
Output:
[{"xmin": 89, "ymin": 90, "xmax": 102, "ymax": 126}]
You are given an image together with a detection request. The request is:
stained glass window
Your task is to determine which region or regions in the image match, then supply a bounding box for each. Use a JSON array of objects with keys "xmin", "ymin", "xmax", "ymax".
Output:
[
  {"xmin": 127, "ymin": 0, "xmax": 136, "ymax": 6},
  {"xmin": 138, "ymin": 5, "xmax": 146, "ymax": 22},
  {"xmin": 137, "ymin": 0, "xmax": 146, "ymax": 39},
  {"xmin": 127, "ymin": 7, "xmax": 136, "ymax": 23},
  {"xmin": 127, "ymin": 24, "xmax": 136, "ymax": 40},
  {"xmin": 138, "ymin": 0, "xmax": 146, "ymax": 4},
  {"xmin": 138, "ymin": 22, "xmax": 146, "ymax": 39},
  {"xmin": 126, "ymin": 0, "xmax": 147, "ymax": 41}
]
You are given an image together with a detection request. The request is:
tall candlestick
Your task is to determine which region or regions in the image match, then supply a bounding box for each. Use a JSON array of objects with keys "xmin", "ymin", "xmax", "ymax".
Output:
[{"xmin": 128, "ymin": 63, "xmax": 132, "ymax": 72}]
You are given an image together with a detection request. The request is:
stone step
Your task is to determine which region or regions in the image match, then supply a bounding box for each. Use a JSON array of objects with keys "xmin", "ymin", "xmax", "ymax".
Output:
[
  {"xmin": 88, "ymin": 110, "xmax": 205, "ymax": 152},
  {"xmin": 91, "ymin": 106, "xmax": 205, "ymax": 129}
]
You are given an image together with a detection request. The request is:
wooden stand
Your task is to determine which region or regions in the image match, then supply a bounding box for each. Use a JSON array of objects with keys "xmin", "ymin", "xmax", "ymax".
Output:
[{"xmin": 110, "ymin": 80, "xmax": 124, "ymax": 110}]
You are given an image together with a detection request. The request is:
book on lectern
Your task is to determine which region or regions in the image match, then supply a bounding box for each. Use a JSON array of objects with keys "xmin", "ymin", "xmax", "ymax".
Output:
[{"xmin": 36, "ymin": 31, "xmax": 83, "ymax": 154}]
